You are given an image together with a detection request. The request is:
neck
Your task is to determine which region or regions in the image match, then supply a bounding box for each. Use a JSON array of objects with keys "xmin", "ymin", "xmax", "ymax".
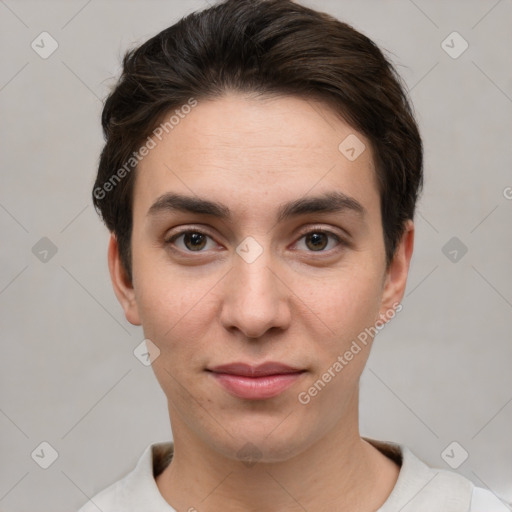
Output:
[{"xmin": 156, "ymin": 398, "xmax": 399, "ymax": 511}]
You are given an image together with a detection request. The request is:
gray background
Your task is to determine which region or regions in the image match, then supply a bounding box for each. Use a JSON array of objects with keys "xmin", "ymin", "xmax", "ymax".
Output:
[{"xmin": 1, "ymin": 0, "xmax": 511, "ymax": 510}]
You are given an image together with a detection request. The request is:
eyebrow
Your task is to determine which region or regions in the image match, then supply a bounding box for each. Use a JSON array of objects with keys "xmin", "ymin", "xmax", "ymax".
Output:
[{"xmin": 147, "ymin": 190, "xmax": 366, "ymax": 223}]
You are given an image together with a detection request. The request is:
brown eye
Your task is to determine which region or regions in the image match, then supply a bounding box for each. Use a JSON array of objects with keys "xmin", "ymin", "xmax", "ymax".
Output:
[
  {"xmin": 183, "ymin": 232, "xmax": 207, "ymax": 251},
  {"xmin": 305, "ymin": 232, "xmax": 329, "ymax": 251},
  {"xmin": 166, "ymin": 230, "xmax": 215, "ymax": 252},
  {"xmin": 296, "ymin": 230, "xmax": 342, "ymax": 252}
]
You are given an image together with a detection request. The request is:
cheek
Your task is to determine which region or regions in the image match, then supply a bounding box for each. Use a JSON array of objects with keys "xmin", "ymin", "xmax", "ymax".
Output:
[
  {"xmin": 305, "ymin": 266, "xmax": 384, "ymax": 339},
  {"xmin": 133, "ymin": 260, "xmax": 221, "ymax": 363},
  {"xmin": 137, "ymin": 279, "xmax": 209, "ymax": 342},
  {"xmin": 295, "ymin": 272, "xmax": 383, "ymax": 412},
  {"xmin": 135, "ymin": 274, "xmax": 214, "ymax": 405}
]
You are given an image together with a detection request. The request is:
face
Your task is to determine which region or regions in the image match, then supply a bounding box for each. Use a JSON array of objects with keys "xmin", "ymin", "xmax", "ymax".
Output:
[{"xmin": 109, "ymin": 93, "xmax": 413, "ymax": 463}]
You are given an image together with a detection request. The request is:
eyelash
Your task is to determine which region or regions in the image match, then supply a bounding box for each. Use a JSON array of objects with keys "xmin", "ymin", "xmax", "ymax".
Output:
[{"xmin": 164, "ymin": 226, "xmax": 347, "ymax": 256}]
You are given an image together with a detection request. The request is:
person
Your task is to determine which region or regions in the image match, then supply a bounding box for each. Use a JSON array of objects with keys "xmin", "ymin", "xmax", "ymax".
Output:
[{"xmin": 80, "ymin": 0, "xmax": 509, "ymax": 510}]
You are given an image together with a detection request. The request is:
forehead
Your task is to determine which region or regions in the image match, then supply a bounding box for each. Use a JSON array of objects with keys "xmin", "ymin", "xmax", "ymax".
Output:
[{"xmin": 133, "ymin": 93, "xmax": 379, "ymax": 223}]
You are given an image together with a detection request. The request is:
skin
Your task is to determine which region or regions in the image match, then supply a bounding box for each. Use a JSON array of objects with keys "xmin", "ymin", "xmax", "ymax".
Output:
[{"xmin": 108, "ymin": 92, "xmax": 414, "ymax": 511}]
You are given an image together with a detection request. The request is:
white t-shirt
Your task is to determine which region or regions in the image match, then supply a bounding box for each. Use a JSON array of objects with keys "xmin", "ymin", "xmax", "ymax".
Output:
[{"xmin": 77, "ymin": 439, "xmax": 510, "ymax": 511}]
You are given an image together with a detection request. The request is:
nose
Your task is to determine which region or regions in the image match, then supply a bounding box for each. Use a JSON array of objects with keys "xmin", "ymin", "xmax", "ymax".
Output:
[{"xmin": 219, "ymin": 244, "xmax": 292, "ymax": 340}]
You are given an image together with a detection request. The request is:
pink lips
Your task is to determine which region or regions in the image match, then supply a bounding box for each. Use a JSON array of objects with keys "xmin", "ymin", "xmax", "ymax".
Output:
[{"xmin": 207, "ymin": 362, "xmax": 305, "ymax": 400}]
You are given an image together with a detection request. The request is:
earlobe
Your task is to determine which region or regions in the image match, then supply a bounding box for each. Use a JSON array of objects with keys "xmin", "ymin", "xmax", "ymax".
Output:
[
  {"xmin": 379, "ymin": 220, "xmax": 415, "ymax": 319},
  {"xmin": 107, "ymin": 234, "xmax": 141, "ymax": 326}
]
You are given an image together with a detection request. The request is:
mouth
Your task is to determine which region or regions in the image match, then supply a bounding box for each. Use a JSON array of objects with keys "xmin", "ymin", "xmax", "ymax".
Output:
[{"xmin": 206, "ymin": 362, "xmax": 306, "ymax": 400}]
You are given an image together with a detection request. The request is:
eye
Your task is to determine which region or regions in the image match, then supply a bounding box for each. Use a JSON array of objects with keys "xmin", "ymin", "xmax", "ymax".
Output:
[
  {"xmin": 165, "ymin": 230, "xmax": 217, "ymax": 252},
  {"xmin": 164, "ymin": 227, "xmax": 347, "ymax": 255},
  {"xmin": 294, "ymin": 229, "xmax": 344, "ymax": 252}
]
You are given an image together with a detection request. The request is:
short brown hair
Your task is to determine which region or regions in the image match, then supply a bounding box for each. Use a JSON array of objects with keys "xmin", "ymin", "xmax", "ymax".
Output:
[{"xmin": 93, "ymin": 0, "xmax": 423, "ymax": 282}]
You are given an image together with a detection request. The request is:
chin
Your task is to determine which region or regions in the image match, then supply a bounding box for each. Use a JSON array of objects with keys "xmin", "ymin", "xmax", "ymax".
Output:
[{"xmin": 207, "ymin": 424, "xmax": 313, "ymax": 465}]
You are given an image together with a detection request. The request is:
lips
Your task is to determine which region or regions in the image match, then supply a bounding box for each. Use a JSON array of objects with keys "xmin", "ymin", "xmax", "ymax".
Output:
[
  {"xmin": 208, "ymin": 362, "xmax": 304, "ymax": 377},
  {"xmin": 206, "ymin": 362, "xmax": 306, "ymax": 400}
]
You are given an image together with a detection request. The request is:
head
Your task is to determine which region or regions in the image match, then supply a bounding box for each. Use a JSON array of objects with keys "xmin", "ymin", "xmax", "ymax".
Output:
[{"xmin": 94, "ymin": 0, "xmax": 422, "ymax": 462}]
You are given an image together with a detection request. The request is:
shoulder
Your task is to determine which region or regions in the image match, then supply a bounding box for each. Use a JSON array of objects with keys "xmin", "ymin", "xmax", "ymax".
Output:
[
  {"xmin": 470, "ymin": 486, "xmax": 512, "ymax": 512},
  {"xmin": 366, "ymin": 438, "xmax": 510, "ymax": 512},
  {"xmin": 76, "ymin": 441, "xmax": 175, "ymax": 512},
  {"xmin": 77, "ymin": 476, "xmax": 125, "ymax": 511}
]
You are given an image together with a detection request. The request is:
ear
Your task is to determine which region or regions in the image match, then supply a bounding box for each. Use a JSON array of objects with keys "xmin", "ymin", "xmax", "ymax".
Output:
[
  {"xmin": 107, "ymin": 234, "xmax": 141, "ymax": 326},
  {"xmin": 378, "ymin": 220, "xmax": 414, "ymax": 318}
]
